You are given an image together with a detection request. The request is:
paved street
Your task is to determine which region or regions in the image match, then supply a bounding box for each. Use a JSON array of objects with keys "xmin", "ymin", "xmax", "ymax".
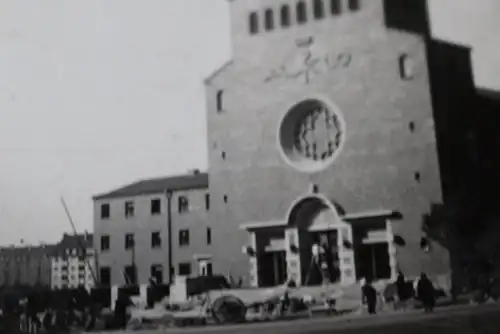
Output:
[{"xmin": 97, "ymin": 303, "xmax": 500, "ymax": 334}]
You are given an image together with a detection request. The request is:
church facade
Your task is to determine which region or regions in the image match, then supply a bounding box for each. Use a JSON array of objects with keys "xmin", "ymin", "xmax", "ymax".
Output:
[{"xmin": 205, "ymin": 0, "xmax": 450, "ymax": 288}]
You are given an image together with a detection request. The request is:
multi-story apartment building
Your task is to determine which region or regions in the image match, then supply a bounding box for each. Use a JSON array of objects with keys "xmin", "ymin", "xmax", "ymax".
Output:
[
  {"xmin": 0, "ymin": 245, "xmax": 53, "ymax": 287},
  {"xmin": 50, "ymin": 233, "xmax": 96, "ymax": 291},
  {"xmin": 202, "ymin": 0, "xmax": 480, "ymax": 289},
  {"xmin": 93, "ymin": 170, "xmax": 211, "ymax": 287}
]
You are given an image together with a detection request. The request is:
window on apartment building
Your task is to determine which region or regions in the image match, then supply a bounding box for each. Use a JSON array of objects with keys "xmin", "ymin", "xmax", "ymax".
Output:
[
  {"xmin": 178, "ymin": 196, "xmax": 189, "ymax": 214},
  {"xmin": 205, "ymin": 193, "xmax": 210, "ymax": 211},
  {"xmin": 348, "ymin": 0, "xmax": 360, "ymax": 11},
  {"xmin": 331, "ymin": 0, "xmax": 341, "ymax": 15},
  {"xmin": 151, "ymin": 232, "xmax": 162, "ymax": 249},
  {"xmin": 179, "ymin": 229, "xmax": 190, "ymax": 247},
  {"xmin": 249, "ymin": 11, "xmax": 259, "ymax": 34},
  {"xmin": 264, "ymin": 8, "xmax": 274, "ymax": 31},
  {"xmin": 100, "ymin": 267, "xmax": 111, "ymax": 286},
  {"xmin": 313, "ymin": 0, "xmax": 325, "ymax": 19},
  {"xmin": 296, "ymin": 1, "xmax": 307, "ymax": 24},
  {"xmin": 125, "ymin": 234, "xmax": 135, "ymax": 250},
  {"xmin": 151, "ymin": 198, "xmax": 162, "ymax": 215},
  {"xmin": 100, "ymin": 204, "xmax": 110, "ymax": 219},
  {"xmin": 100, "ymin": 235, "xmax": 110, "ymax": 252},
  {"xmin": 150, "ymin": 264, "xmax": 163, "ymax": 284},
  {"xmin": 178, "ymin": 262, "xmax": 192, "ymax": 276},
  {"xmin": 280, "ymin": 5, "xmax": 291, "ymax": 27},
  {"xmin": 207, "ymin": 227, "xmax": 212, "ymax": 245},
  {"xmin": 216, "ymin": 89, "xmax": 224, "ymax": 112},
  {"xmin": 124, "ymin": 265, "xmax": 137, "ymax": 285},
  {"xmin": 399, "ymin": 53, "xmax": 414, "ymax": 80},
  {"xmin": 124, "ymin": 201, "xmax": 134, "ymax": 218}
]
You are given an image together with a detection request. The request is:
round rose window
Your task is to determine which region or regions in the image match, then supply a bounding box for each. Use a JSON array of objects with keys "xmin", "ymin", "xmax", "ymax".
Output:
[{"xmin": 278, "ymin": 99, "xmax": 344, "ymax": 173}]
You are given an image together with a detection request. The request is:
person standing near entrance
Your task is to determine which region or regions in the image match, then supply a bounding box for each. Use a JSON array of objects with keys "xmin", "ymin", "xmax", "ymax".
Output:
[
  {"xmin": 396, "ymin": 272, "xmax": 412, "ymax": 310},
  {"xmin": 417, "ymin": 273, "xmax": 436, "ymax": 313},
  {"xmin": 362, "ymin": 278, "xmax": 378, "ymax": 315}
]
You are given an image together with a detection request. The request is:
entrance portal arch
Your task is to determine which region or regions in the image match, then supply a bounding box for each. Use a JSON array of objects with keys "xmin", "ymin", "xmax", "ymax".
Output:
[
  {"xmin": 285, "ymin": 194, "xmax": 344, "ymax": 230},
  {"xmin": 284, "ymin": 194, "xmax": 356, "ymax": 286}
]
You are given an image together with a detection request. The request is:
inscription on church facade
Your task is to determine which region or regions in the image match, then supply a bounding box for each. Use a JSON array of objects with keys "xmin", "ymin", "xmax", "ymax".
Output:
[{"xmin": 265, "ymin": 49, "xmax": 353, "ymax": 85}]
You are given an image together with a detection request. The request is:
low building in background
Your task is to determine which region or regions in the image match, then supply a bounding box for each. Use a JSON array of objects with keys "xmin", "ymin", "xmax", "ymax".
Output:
[
  {"xmin": 0, "ymin": 244, "xmax": 54, "ymax": 287},
  {"xmin": 93, "ymin": 169, "xmax": 211, "ymax": 287},
  {"xmin": 51, "ymin": 233, "xmax": 96, "ymax": 291}
]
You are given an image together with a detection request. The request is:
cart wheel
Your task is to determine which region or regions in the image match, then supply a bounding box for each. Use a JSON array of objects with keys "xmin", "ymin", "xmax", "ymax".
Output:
[{"xmin": 211, "ymin": 295, "xmax": 246, "ymax": 324}]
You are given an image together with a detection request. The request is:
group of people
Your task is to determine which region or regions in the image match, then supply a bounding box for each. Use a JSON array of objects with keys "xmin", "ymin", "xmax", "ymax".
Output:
[
  {"xmin": 0, "ymin": 287, "xmax": 100, "ymax": 333},
  {"xmin": 361, "ymin": 272, "xmax": 437, "ymax": 315}
]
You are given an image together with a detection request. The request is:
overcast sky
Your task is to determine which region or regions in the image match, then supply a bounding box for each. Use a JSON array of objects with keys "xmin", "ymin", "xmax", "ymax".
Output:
[{"xmin": 0, "ymin": 0, "xmax": 498, "ymax": 246}]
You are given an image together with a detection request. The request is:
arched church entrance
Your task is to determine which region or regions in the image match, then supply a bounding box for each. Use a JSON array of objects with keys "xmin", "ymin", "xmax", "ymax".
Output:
[
  {"xmin": 241, "ymin": 195, "xmax": 396, "ymax": 288},
  {"xmin": 285, "ymin": 195, "xmax": 356, "ymax": 286},
  {"xmin": 285, "ymin": 195, "xmax": 396, "ymax": 286}
]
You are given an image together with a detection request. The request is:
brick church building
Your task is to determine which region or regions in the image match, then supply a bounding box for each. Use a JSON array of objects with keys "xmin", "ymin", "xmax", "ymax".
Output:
[{"xmin": 204, "ymin": 0, "xmax": 500, "ymax": 290}]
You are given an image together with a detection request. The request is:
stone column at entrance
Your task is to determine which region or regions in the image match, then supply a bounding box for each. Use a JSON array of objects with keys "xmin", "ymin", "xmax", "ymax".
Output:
[
  {"xmin": 285, "ymin": 227, "xmax": 301, "ymax": 285},
  {"xmin": 338, "ymin": 224, "xmax": 357, "ymax": 286},
  {"xmin": 248, "ymin": 231, "xmax": 258, "ymax": 287},
  {"xmin": 386, "ymin": 220, "xmax": 398, "ymax": 281}
]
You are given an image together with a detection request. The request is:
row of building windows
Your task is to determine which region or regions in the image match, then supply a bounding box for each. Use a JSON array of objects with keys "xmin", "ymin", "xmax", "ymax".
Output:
[
  {"xmin": 100, "ymin": 193, "xmax": 212, "ymax": 219},
  {"xmin": 52, "ymin": 263, "xmax": 87, "ymax": 271},
  {"xmin": 54, "ymin": 273, "xmax": 93, "ymax": 282},
  {"xmin": 100, "ymin": 228, "xmax": 212, "ymax": 251},
  {"xmin": 98, "ymin": 262, "xmax": 194, "ymax": 285},
  {"xmin": 249, "ymin": 0, "xmax": 361, "ymax": 35}
]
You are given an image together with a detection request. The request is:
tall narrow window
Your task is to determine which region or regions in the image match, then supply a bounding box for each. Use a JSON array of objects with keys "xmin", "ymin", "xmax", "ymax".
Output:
[
  {"xmin": 330, "ymin": 0, "xmax": 341, "ymax": 15},
  {"xmin": 179, "ymin": 229, "xmax": 190, "ymax": 247},
  {"xmin": 249, "ymin": 12, "xmax": 259, "ymax": 34},
  {"xmin": 205, "ymin": 193, "xmax": 210, "ymax": 211},
  {"xmin": 100, "ymin": 235, "xmax": 110, "ymax": 252},
  {"xmin": 216, "ymin": 90, "xmax": 223, "ymax": 112},
  {"xmin": 296, "ymin": 1, "xmax": 307, "ymax": 24},
  {"xmin": 150, "ymin": 265, "xmax": 163, "ymax": 284},
  {"xmin": 264, "ymin": 9, "xmax": 274, "ymax": 31},
  {"xmin": 125, "ymin": 234, "xmax": 135, "ymax": 250},
  {"xmin": 280, "ymin": 5, "xmax": 290, "ymax": 27},
  {"xmin": 207, "ymin": 227, "xmax": 212, "ymax": 245},
  {"xmin": 124, "ymin": 201, "xmax": 134, "ymax": 218},
  {"xmin": 348, "ymin": 0, "xmax": 360, "ymax": 11},
  {"xmin": 313, "ymin": 0, "xmax": 325, "ymax": 19},
  {"xmin": 151, "ymin": 198, "xmax": 161, "ymax": 215},
  {"xmin": 151, "ymin": 232, "xmax": 162, "ymax": 249},
  {"xmin": 100, "ymin": 204, "xmax": 110, "ymax": 219},
  {"xmin": 398, "ymin": 53, "xmax": 414, "ymax": 80},
  {"xmin": 178, "ymin": 196, "xmax": 189, "ymax": 213}
]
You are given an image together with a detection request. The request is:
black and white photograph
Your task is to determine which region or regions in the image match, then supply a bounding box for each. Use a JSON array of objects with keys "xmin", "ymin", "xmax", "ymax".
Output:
[{"xmin": 0, "ymin": 0, "xmax": 499, "ymax": 333}]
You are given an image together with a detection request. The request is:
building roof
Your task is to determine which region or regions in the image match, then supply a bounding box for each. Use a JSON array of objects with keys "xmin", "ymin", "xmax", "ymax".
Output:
[
  {"xmin": 51, "ymin": 233, "xmax": 93, "ymax": 257},
  {"xmin": 93, "ymin": 171, "xmax": 209, "ymax": 201},
  {"xmin": 0, "ymin": 244, "xmax": 56, "ymax": 259}
]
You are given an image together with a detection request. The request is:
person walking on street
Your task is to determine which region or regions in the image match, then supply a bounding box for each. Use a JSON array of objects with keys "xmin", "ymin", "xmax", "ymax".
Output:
[
  {"xmin": 362, "ymin": 278, "xmax": 378, "ymax": 315},
  {"xmin": 417, "ymin": 272, "xmax": 436, "ymax": 313},
  {"xmin": 396, "ymin": 272, "xmax": 412, "ymax": 310}
]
